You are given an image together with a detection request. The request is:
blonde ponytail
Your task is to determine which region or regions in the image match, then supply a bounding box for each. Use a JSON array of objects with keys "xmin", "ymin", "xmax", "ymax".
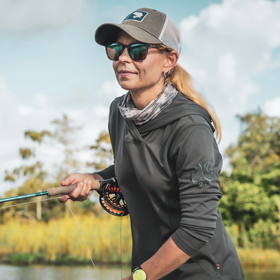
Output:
[{"xmin": 165, "ymin": 64, "xmax": 222, "ymax": 143}]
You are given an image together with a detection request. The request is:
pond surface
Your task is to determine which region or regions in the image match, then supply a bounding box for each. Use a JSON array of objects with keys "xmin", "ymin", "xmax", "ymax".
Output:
[
  {"xmin": 0, "ymin": 264, "xmax": 280, "ymax": 279},
  {"xmin": 243, "ymin": 267, "xmax": 280, "ymax": 280},
  {"xmin": 0, "ymin": 264, "xmax": 130, "ymax": 280}
]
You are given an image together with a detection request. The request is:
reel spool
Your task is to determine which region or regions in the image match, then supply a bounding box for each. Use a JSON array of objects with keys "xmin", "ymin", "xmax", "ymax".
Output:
[{"xmin": 99, "ymin": 182, "xmax": 128, "ymax": 217}]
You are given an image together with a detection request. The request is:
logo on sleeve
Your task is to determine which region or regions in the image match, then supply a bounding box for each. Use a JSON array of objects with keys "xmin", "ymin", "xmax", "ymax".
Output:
[
  {"xmin": 190, "ymin": 162, "xmax": 214, "ymax": 188},
  {"xmin": 122, "ymin": 11, "xmax": 148, "ymax": 23}
]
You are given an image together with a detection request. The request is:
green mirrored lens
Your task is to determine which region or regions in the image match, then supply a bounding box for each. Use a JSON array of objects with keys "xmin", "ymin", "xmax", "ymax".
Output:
[
  {"xmin": 106, "ymin": 43, "xmax": 149, "ymax": 61},
  {"xmin": 106, "ymin": 43, "xmax": 124, "ymax": 61},
  {"xmin": 129, "ymin": 44, "xmax": 148, "ymax": 61}
]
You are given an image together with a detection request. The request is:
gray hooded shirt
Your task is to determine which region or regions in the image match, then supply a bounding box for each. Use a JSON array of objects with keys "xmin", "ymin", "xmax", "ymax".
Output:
[{"xmin": 98, "ymin": 92, "xmax": 244, "ymax": 280}]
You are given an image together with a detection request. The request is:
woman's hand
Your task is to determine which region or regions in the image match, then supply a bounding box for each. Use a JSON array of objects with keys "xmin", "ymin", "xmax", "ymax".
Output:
[{"xmin": 58, "ymin": 173, "xmax": 103, "ymax": 203}]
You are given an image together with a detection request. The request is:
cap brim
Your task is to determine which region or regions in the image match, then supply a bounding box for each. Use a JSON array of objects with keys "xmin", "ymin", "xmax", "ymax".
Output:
[{"xmin": 95, "ymin": 23, "xmax": 162, "ymax": 46}]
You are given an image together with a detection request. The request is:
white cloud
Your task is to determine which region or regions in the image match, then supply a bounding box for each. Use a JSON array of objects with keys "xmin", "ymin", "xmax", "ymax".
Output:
[
  {"xmin": 262, "ymin": 97, "xmax": 280, "ymax": 117},
  {"xmin": 0, "ymin": 75, "xmax": 119, "ymax": 195},
  {"xmin": 179, "ymin": 0, "xmax": 280, "ymax": 150},
  {"xmin": 0, "ymin": 0, "xmax": 85, "ymax": 32},
  {"xmin": 97, "ymin": 80, "xmax": 126, "ymax": 107}
]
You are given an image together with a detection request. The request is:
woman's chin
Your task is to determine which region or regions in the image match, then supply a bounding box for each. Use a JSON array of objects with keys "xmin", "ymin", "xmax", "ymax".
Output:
[{"xmin": 118, "ymin": 81, "xmax": 137, "ymax": 91}]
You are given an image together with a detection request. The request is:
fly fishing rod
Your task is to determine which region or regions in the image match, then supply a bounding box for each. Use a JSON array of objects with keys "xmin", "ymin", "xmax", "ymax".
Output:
[{"xmin": 0, "ymin": 178, "xmax": 128, "ymax": 217}]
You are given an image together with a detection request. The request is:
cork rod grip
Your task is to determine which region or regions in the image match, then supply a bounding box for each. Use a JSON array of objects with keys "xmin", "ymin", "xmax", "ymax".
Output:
[{"xmin": 47, "ymin": 180, "xmax": 101, "ymax": 197}]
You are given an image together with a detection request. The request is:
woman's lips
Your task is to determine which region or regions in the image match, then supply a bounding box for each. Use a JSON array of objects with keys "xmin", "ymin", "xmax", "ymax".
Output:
[{"xmin": 119, "ymin": 70, "xmax": 137, "ymax": 77}]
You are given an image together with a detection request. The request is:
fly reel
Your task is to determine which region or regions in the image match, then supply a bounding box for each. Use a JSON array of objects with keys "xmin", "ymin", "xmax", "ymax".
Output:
[{"xmin": 99, "ymin": 180, "xmax": 128, "ymax": 217}]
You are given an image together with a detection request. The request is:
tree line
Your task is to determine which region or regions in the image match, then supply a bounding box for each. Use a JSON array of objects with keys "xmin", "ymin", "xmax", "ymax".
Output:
[{"xmin": 1, "ymin": 111, "xmax": 280, "ymax": 250}]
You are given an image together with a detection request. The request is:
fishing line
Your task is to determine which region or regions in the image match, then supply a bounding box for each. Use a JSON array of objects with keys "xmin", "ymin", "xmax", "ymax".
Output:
[
  {"xmin": 0, "ymin": 179, "xmax": 126, "ymax": 279},
  {"xmin": 120, "ymin": 214, "xmax": 123, "ymax": 279},
  {"xmin": 67, "ymin": 200, "xmax": 102, "ymax": 280},
  {"xmin": 0, "ymin": 196, "xmax": 58, "ymax": 210}
]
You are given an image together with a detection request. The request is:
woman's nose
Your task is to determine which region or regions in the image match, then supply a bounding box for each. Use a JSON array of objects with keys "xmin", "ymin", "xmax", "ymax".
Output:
[{"xmin": 118, "ymin": 47, "xmax": 131, "ymax": 62}]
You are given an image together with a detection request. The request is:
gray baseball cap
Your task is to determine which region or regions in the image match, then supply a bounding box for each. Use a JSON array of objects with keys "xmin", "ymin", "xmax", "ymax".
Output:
[{"xmin": 95, "ymin": 8, "xmax": 181, "ymax": 54}]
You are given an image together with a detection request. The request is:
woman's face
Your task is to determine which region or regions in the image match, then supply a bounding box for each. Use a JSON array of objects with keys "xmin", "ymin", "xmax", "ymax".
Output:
[{"xmin": 112, "ymin": 31, "xmax": 168, "ymax": 96}]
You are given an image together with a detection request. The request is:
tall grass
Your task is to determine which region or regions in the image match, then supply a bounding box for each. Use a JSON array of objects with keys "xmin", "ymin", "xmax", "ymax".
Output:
[
  {"xmin": 1, "ymin": 209, "xmax": 280, "ymax": 268},
  {"xmin": 237, "ymin": 248, "xmax": 280, "ymax": 268},
  {"xmin": 0, "ymin": 209, "xmax": 132, "ymax": 264}
]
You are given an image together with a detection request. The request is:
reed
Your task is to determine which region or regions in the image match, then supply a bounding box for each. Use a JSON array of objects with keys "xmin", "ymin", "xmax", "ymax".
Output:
[
  {"xmin": 0, "ymin": 211, "xmax": 132, "ymax": 264},
  {"xmin": 1, "ymin": 212, "xmax": 280, "ymax": 268},
  {"xmin": 237, "ymin": 248, "xmax": 280, "ymax": 268}
]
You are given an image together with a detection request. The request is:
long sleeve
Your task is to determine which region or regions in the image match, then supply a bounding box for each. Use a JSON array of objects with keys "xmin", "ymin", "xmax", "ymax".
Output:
[
  {"xmin": 171, "ymin": 122, "xmax": 223, "ymax": 256},
  {"xmin": 96, "ymin": 164, "xmax": 116, "ymax": 179}
]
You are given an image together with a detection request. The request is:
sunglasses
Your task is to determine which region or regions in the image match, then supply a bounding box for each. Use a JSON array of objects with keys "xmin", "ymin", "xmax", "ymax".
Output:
[{"xmin": 105, "ymin": 42, "xmax": 164, "ymax": 62}]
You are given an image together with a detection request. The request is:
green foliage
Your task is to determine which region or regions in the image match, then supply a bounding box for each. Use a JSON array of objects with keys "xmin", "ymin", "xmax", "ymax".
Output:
[
  {"xmin": 249, "ymin": 219, "xmax": 279, "ymax": 248},
  {"xmin": 4, "ymin": 162, "xmax": 47, "ymax": 183},
  {"xmin": 25, "ymin": 130, "xmax": 51, "ymax": 143},
  {"xmin": 6, "ymin": 252, "xmax": 41, "ymax": 264},
  {"xmin": 227, "ymin": 110, "xmax": 280, "ymax": 177},
  {"xmin": 220, "ymin": 110, "xmax": 280, "ymax": 249},
  {"xmin": 3, "ymin": 110, "xmax": 280, "ymax": 252},
  {"xmin": 19, "ymin": 148, "xmax": 34, "ymax": 159},
  {"xmin": 1, "ymin": 114, "xmax": 96, "ymax": 223},
  {"xmin": 4, "ymin": 170, "xmax": 16, "ymax": 182}
]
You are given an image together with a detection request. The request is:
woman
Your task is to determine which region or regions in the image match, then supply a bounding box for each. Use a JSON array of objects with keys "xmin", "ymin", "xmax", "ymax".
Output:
[{"xmin": 59, "ymin": 8, "xmax": 244, "ymax": 280}]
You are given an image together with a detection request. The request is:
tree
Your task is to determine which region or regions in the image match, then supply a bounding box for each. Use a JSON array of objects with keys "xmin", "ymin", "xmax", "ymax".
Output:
[
  {"xmin": 2, "ymin": 114, "xmax": 93, "ymax": 222},
  {"xmin": 226, "ymin": 110, "xmax": 280, "ymax": 178},
  {"xmin": 87, "ymin": 131, "xmax": 113, "ymax": 171},
  {"xmin": 220, "ymin": 110, "xmax": 280, "ymax": 249},
  {"xmin": 50, "ymin": 114, "xmax": 81, "ymax": 182}
]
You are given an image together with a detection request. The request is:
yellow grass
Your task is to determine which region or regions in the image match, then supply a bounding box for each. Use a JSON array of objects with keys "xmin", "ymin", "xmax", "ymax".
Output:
[
  {"xmin": 1, "ymin": 210, "xmax": 280, "ymax": 268},
  {"xmin": 237, "ymin": 248, "xmax": 280, "ymax": 267},
  {"xmin": 0, "ymin": 211, "xmax": 132, "ymax": 263}
]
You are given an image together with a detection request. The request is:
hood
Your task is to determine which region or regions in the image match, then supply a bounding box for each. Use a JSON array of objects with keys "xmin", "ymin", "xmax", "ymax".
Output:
[{"xmin": 137, "ymin": 92, "xmax": 215, "ymax": 135}]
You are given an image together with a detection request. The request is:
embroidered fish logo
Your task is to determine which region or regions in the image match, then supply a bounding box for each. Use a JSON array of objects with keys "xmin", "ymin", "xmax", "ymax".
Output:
[
  {"xmin": 122, "ymin": 11, "xmax": 148, "ymax": 23},
  {"xmin": 133, "ymin": 12, "xmax": 144, "ymax": 18},
  {"xmin": 190, "ymin": 161, "xmax": 214, "ymax": 188}
]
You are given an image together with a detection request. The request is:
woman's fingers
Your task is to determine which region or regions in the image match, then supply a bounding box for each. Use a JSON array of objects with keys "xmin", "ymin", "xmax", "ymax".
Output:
[
  {"xmin": 60, "ymin": 173, "xmax": 79, "ymax": 186},
  {"xmin": 58, "ymin": 174, "xmax": 98, "ymax": 203},
  {"xmin": 59, "ymin": 173, "xmax": 100, "ymax": 203},
  {"xmin": 79, "ymin": 180, "xmax": 92, "ymax": 196},
  {"xmin": 69, "ymin": 180, "xmax": 93, "ymax": 201},
  {"xmin": 58, "ymin": 194, "xmax": 70, "ymax": 203}
]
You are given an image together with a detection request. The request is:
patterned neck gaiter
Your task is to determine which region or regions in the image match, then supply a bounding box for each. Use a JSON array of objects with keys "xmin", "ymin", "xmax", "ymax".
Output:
[{"xmin": 118, "ymin": 83, "xmax": 178, "ymax": 126}]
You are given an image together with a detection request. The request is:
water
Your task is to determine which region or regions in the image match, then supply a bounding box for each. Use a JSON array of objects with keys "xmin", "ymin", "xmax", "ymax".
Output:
[
  {"xmin": 0, "ymin": 264, "xmax": 130, "ymax": 280},
  {"xmin": 243, "ymin": 267, "xmax": 280, "ymax": 280},
  {"xmin": 0, "ymin": 264, "xmax": 279, "ymax": 280}
]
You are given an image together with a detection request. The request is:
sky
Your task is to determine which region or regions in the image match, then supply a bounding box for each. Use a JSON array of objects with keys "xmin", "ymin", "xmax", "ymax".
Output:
[{"xmin": 0, "ymin": 0, "xmax": 280, "ymax": 195}]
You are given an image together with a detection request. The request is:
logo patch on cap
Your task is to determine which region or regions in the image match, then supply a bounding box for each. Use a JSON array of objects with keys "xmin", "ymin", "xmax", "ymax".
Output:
[{"xmin": 122, "ymin": 11, "xmax": 148, "ymax": 23}]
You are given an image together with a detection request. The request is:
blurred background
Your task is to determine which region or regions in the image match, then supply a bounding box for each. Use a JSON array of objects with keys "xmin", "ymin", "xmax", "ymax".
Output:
[{"xmin": 0, "ymin": 0, "xmax": 280, "ymax": 279}]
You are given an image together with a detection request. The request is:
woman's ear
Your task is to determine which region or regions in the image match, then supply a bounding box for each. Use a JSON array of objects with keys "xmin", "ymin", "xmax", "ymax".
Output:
[{"xmin": 163, "ymin": 50, "xmax": 179, "ymax": 73}]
